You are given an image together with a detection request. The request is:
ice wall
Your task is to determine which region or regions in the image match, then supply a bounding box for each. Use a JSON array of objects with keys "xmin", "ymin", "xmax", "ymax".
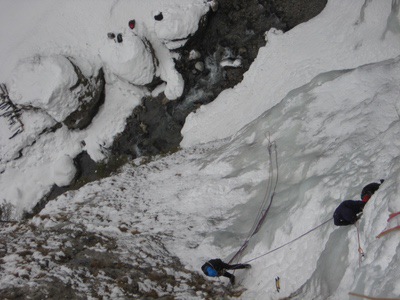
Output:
[{"xmin": 216, "ymin": 56, "xmax": 400, "ymax": 299}]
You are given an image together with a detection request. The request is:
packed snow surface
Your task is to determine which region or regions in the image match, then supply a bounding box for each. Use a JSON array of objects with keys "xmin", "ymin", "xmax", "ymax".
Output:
[{"xmin": 1, "ymin": 0, "xmax": 400, "ymax": 299}]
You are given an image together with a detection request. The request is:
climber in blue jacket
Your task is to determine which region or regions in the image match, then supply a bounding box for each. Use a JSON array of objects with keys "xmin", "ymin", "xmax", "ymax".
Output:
[
  {"xmin": 201, "ymin": 258, "xmax": 251, "ymax": 285},
  {"xmin": 333, "ymin": 180, "xmax": 384, "ymax": 226}
]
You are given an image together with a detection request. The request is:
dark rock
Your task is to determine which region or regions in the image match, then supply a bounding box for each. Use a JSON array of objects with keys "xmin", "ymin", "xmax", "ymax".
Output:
[
  {"xmin": 111, "ymin": 94, "xmax": 182, "ymax": 158},
  {"xmin": 23, "ymin": 151, "xmax": 128, "ymax": 220},
  {"xmin": 270, "ymin": 0, "xmax": 327, "ymax": 29},
  {"xmin": 195, "ymin": 61, "xmax": 205, "ymax": 72},
  {"xmin": 154, "ymin": 12, "xmax": 163, "ymax": 21},
  {"xmin": 63, "ymin": 65, "xmax": 105, "ymax": 130},
  {"xmin": 174, "ymin": 0, "xmax": 327, "ymax": 113}
]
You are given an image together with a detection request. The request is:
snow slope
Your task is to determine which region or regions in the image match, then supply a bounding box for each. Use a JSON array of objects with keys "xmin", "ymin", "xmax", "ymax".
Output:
[{"xmin": 1, "ymin": 0, "xmax": 400, "ymax": 299}]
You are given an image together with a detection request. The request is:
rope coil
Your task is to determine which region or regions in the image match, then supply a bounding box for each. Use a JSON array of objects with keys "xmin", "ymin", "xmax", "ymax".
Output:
[
  {"xmin": 227, "ymin": 136, "xmax": 332, "ymax": 265},
  {"xmin": 228, "ymin": 137, "xmax": 278, "ymax": 264}
]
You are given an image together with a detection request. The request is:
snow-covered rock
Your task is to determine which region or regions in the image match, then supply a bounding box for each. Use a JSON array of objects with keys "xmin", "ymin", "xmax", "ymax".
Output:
[
  {"xmin": 100, "ymin": 34, "xmax": 156, "ymax": 85},
  {"xmin": 53, "ymin": 154, "xmax": 77, "ymax": 187},
  {"xmin": 153, "ymin": 2, "xmax": 210, "ymax": 49},
  {"xmin": 63, "ymin": 67, "xmax": 105, "ymax": 130},
  {"xmin": 7, "ymin": 55, "xmax": 105, "ymax": 131},
  {"xmin": 8, "ymin": 55, "xmax": 79, "ymax": 122}
]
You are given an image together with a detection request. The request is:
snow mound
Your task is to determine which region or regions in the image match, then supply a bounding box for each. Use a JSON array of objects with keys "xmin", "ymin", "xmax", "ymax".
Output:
[
  {"xmin": 100, "ymin": 34, "xmax": 155, "ymax": 85},
  {"xmin": 8, "ymin": 56, "xmax": 79, "ymax": 122},
  {"xmin": 154, "ymin": 2, "xmax": 209, "ymax": 49},
  {"xmin": 53, "ymin": 154, "xmax": 77, "ymax": 187}
]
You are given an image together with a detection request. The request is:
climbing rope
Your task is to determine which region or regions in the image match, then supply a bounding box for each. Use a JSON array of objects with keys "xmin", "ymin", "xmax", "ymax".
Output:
[
  {"xmin": 349, "ymin": 292, "xmax": 400, "ymax": 300},
  {"xmin": 228, "ymin": 137, "xmax": 279, "ymax": 264},
  {"xmin": 252, "ymin": 141, "xmax": 279, "ymax": 235},
  {"xmin": 242, "ymin": 217, "xmax": 333, "ymax": 264}
]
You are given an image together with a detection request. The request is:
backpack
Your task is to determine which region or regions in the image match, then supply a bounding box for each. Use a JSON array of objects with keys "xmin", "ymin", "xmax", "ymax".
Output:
[{"xmin": 202, "ymin": 264, "xmax": 218, "ymax": 277}]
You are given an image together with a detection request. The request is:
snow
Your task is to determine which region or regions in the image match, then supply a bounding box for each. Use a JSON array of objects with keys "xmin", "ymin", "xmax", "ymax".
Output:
[
  {"xmin": 189, "ymin": 50, "xmax": 202, "ymax": 60},
  {"xmin": 53, "ymin": 154, "xmax": 77, "ymax": 187},
  {"xmin": 1, "ymin": 0, "xmax": 400, "ymax": 299},
  {"xmin": 8, "ymin": 55, "xmax": 79, "ymax": 122},
  {"xmin": 220, "ymin": 58, "xmax": 242, "ymax": 68},
  {"xmin": 153, "ymin": 2, "xmax": 209, "ymax": 46},
  {"xmin": 99, "ymin": 33, "xmax": 155, "ymax": 85}
]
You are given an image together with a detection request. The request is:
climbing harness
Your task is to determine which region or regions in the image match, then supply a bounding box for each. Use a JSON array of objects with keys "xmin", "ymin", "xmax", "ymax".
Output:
[{"xmin": 228, "ymin": 137, "xmax": 279, "ymax": 264}]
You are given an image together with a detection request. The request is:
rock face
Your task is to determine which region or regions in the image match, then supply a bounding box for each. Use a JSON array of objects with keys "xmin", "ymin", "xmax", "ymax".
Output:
[
  {"xmin": 111, "ymin": 94, "xmax": 182, "ymax": 158},
  {"xmin": 1, "ymin": 58, "xmax": 106, "ymax": 220},
  {"xmin": 63, "ymin": 66, "xmax": 105, "ymax": 130},
  {"xmin": 8, "ymin": 55, "xmax": 80, "ymax": 123},
  {"xmin": 111, "ymin": 0, "xmax": 327, "ymax": 159},
  {"xmin": 269, "ymin": 0, "xmax": 328, "ymax": 29},
  {"xmin": 8, "ymin": 55, "xmax": 105, "ymax": 131}
]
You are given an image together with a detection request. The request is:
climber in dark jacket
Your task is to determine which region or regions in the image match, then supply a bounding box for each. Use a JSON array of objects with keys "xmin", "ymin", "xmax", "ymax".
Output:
[
  {"xmin": 333, "ymin": 180, "xmax": 384, "ymax": 226},
  {"xmin": 333, "ymin": 200, "xmax": 366, "ymax": 226},
  {"xmin": 201, "ymin": 258, "xmax": 251, "ymax": 285}
]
